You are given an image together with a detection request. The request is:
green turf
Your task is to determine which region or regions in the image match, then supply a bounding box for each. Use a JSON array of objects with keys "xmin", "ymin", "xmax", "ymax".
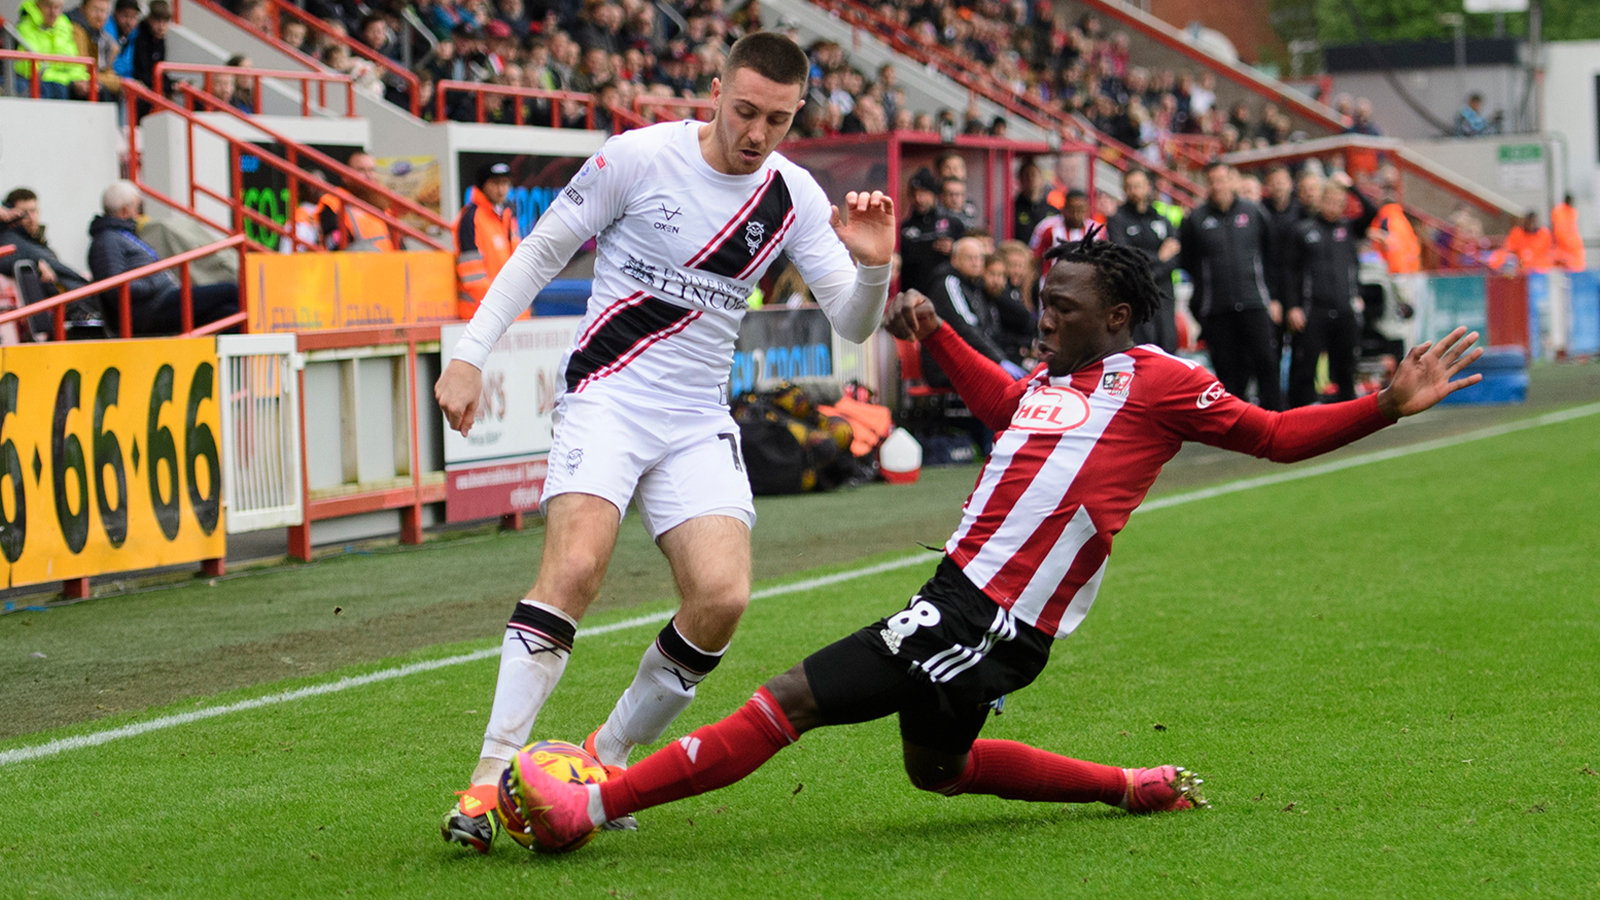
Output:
[{"xmin": 3, "ymin": 411, "xmax": 1599, "ymax": 898}]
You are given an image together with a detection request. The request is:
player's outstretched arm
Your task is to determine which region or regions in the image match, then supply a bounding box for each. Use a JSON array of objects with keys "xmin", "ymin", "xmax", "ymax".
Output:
[
  {"xmin": 890, "ymin": 290, "xmax": 1028, "ymax": 431},
  {"xmin": 436, "ymin": 213, "xmax": 588, "ymax": 437},
  {"xmin": 809, "ymin": 191, "xmax": 896, "ymax": 342},
  {"xmin": 1375, "ymin": 327, "xmax": 1484, "ymax": 419},
  {"xmin": 1216, "ymin": 328, "xmax": 1483, "ymax": 463}
]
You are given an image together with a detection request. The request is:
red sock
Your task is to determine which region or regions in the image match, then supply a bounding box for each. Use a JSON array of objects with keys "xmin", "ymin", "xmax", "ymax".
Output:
[
  {"xmin": 931, "ymin": 739, "xmax": 1128, "ymax": 806},
  {"xmin": 599, "ymin": 686, "xmax": 799, "ymax": 820}
]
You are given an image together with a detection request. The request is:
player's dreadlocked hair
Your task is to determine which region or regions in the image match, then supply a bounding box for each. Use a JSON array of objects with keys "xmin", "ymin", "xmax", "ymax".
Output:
[{"xmin": 1040, "ymin": 223, "xmax": 1163, "ymax": 327}]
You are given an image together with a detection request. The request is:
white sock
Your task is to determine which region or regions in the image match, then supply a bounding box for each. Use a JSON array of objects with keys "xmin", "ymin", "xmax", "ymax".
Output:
[
  {"xmin": 480, "ymin": 600, "xmax": 579, "ymax": 762},
  {"xmin": 585, "ymin": 784, "xmax": 607, "ymax": 828},
  {"xmin": 593, "ymin": 619, "xmax": 725, "ymax": 767}
]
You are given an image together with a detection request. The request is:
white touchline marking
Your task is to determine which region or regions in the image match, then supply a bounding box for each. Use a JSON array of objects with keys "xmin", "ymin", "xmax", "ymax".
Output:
[
  {"xmin": 0, "ymin": 554, "xmax": 938, "ymax": 766},
  {"xmin": 5, "ymin": 401, "xmax": 1596, "ymax": 766},
  {"xmin": 1135, "ymin": 401, "xmax": 1600, "ymax": 515}
]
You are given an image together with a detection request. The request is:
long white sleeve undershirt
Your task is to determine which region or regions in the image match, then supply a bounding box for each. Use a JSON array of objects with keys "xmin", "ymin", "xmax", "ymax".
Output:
[{"xmin": 450, "ymin": 214, "xmax": 892, "ymax": 371}]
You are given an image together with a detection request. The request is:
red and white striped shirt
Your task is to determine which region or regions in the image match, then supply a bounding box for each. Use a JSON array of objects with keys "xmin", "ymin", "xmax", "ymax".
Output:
[{"xmin": 925, "ymin": 324, "xmax": 1391, "ymax": 639}]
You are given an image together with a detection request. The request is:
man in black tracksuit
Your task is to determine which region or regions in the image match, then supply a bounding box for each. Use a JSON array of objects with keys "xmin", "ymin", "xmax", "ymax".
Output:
[
  {"xmin": 1107, "ymin": 168, "xmax": 1180, "ymax": 352},
  {"xmin": 1259, "ymin": 164, "xmax": 1303, "ymax": 313},
  {"xmin": 1284, "ymin": 171, "xmax": 1379, "ymax": 407},
  {"xmin": 920, "ymin": 236, "xmax": 1015, "ymax": 388},
  {"xmin": 899, "ymin": 167, "xmax": 965, "ymax": 299},
  {"xmin": 1179, "ymin": 162, "xmax": 1280, "ymax": 409}
]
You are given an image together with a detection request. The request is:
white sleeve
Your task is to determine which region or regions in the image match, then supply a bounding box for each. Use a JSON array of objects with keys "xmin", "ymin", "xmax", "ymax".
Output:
[
  {"xmin": 547, "ymin": 139, "xmax": 639, "ymax": 242},
  {"xmin": 450, "ymin": 213, "xmax": 585, "ymax": 371},
  {"xmin": 807, "ymin": 262, "xmax": 891, "ymax": 344},
  {"xmin": 778, "ymin": 167, "xmax": 885, "ymax": 342}
]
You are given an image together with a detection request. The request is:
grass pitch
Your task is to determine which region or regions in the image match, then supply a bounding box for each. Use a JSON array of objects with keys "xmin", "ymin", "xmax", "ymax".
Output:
[{"xmin": 2, "ymin": 409, "xmax": 1599, "ymax": 898}]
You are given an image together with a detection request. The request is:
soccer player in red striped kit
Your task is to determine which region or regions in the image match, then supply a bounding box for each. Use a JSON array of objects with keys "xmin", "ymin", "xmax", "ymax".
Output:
[{"xmin": 502, "ymin": 228, "xmax": 1486, "ymax": 844}]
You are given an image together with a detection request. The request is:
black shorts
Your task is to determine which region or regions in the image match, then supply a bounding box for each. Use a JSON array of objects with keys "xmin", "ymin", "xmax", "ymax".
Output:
[{"xmin": 802, "ymin": 557, "xmax": 1054, "ymax": 755}]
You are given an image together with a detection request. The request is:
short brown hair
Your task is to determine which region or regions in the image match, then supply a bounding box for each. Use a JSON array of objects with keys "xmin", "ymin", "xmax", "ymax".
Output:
[
  {"xmin": 147, "ymin": 0, "xmax": 172, "ymax": 20},
  {"xmin": 723, "ymin": 32, "xmax": 808, "ymax": 87}
]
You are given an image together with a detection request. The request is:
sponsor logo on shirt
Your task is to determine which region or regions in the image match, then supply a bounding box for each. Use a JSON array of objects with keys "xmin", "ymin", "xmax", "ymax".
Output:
[
  {"xmin": 573, "ymin": 154, "xmax": 605, "ymax": 186},
  {"xmin": 1100, "ymin": 371, "xmax": 1133, "ymax": 399},
  {"xmin": 1011, "ymin": 385, "xmax": 1092, "ymax": 433},
  {"xmin": 622, "ymin": 254, "xmax": 748, "ymax": 311},
  {"xmin": 563, "ymin": 186, "xmax": 584, "ymax": 206},
  {"xmin": 1196, "ymin": 381, "xmax": 1226, "ymax": 409},
  {"xmin": 654, "ymin": 204, "xmax": 683, "ymax": 234}
]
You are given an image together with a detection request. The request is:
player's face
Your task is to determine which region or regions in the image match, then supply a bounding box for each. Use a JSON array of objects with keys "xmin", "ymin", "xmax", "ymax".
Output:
[
  {"xmin": 709, "ymin": 67, "xmax": 805, "ymax": 175},
  {"xmin": 1036, "ymin": 261, "xmax": 1130, "ymax": 376}
]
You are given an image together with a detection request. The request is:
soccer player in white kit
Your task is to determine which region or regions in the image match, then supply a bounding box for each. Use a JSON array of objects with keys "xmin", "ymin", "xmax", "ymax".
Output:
[{"xmin": 433, "ymin": 32, "xmax": 897, "ymax": 852}]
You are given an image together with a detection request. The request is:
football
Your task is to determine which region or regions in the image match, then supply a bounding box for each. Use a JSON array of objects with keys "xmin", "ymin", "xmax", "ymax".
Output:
[{"xmin": 497, "ymin": 740, "xmax": 609, "ymax": 853}]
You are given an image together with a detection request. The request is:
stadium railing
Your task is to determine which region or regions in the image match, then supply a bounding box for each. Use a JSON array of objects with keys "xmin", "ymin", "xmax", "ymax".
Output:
[
  {"xmin": 632, "ymin": 95, "xmax": 716, "ymax": 124},
  {"xmin": 169, "ymin": 0, "xmax": 422, "ymax": 117},
  {"xmin": 433, "ymin": 81, "xmax": 652, "ymax": 131},
  {"xmin": 286, "ymin": 324, "xmax": 445, "ymax": 560},
  {"xmin": 0, "ymin": 48, "xmax": 98, "ymax": 101},
  {"xmin": 0, "ymin": 233, "xmax": 248, "ymax": 341},
  {"xmin": 805, "ymin": 0, "xmax": 1204, "ymax": 206},
  {"xmin": 154, "ymin": 61, "xmax": 358, "ymax": 117},
  {"xmin": 122, "ymin": 79, "xmax": 449, "ymax": 252}
]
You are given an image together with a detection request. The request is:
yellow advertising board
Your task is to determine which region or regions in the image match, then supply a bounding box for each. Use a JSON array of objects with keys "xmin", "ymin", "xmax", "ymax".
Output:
[
  {"xmin": 0, "ymin": 339, "xmax": 226, "ymax": 588},
  {"xmin": 245, "ymin": 251, "xmax": 458, "ymax": 332}
]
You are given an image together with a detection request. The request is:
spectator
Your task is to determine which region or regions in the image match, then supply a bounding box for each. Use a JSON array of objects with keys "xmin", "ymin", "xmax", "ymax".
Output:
[
  {"xmin": 980, "ymin": 251, "xmax": 1035, "ymax": 366},
  {"xmin": 109, "ymin": 0, "xmax": 140, "ymax": 81},
  {"xmin": 0, "ymin": 187, "xmax": 93, "ymax": 295},
  {"xmin": 1107, "ymin": 168, "xmax": 1180, "ymax": 352},
  {"xmin": 996, "ymin": 239, "xmax": 1036, "ymax": 312},
  {"xmin": 280, "ymin": 18, "xmax": 310, "ymax": 54},
  {"xmin": 1027, "ymin": 188, "xmax": 1095, "ymax": 264},
  {"xmin": 1551, "ymin": 194, "xmax": 1586, "ymax": 272},
  {"xmin": 1455, "ymin": 93, "xmax": 1495, "ymax": 137},
  {"xmin": 235, "ymin": 0, "xmax": 274, "ymax": 35},
  {"xmin": 315, "ymin": 152, "xmax": 400, "ymax": 251},
  {"xmin": 454, "ymin": 160, "xmax": 520, "ymax": 317},
  {"xmin": 1284, "ymin": 171, "xmax": 1377, "ymax": 407},
  {"xmin": 1237, "ymin": 173, "xmax": 1262, "ymax": 204},
  {"xmin": 1259, "ymin": 163, "xmax": 1301, "ymax": 315},
  {"xmin": 14, "ymin": 0, "xmax": 90, "ymax": 99},
  {"xmin": 1012, "ymin": 160, "xmax": 1056, "ymax": 245},
  {"xmin": 573, "ymin": 2, "xmax": 623, "ymax": 55},
  {"xmin": 1369, "ymin": 195, "xmax": 1421, "ymax": 275},
  {"xmin": 571, "ymin": 45, "xmax": 612, "ymax": 92},
  {"xmin": 840, "ymin": 93, "xmax": 886, "ymax": 134},
  {"xmin": 898, "ymin": 167, "xmax": 964, "ymax": 298},
  {"xmin": 940, "ymin": 177, "xmax": 980, "ymax": 231},
  {"xmin": 493, "ymin": 0, "xmax": 531, "ymax": 39},
  {"xmin": 131, "ymin": 0, "xmax": 171, "ymax": 92},
  {"xmin": 1179, "ymin": 161, "xmax": 1280, "ymax": 409},
  {"xmin": 69, "ymin": 0, "xmax": 124, "ymax": 99},
  {"xmin": 1488, "ymin": 212, "xmax": 1555, "ymax": 272},
  {"xmin": 88, "ymin": 180, "xmax": 240, "ymax": 335},
  {"xmin": 208, "ymin": 54, "xmax": 256, "ymax": 113},
  {"xmin": 1294, "ymin": 163, "xmax": 1323, "ymax": 217},
  {"xmin": 920, "ymin": 236, "xmax": 1022, "ymax": 388}
]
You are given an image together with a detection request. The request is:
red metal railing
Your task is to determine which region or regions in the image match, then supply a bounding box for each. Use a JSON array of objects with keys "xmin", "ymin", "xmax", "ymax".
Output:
[
  {"xmin": 632, "ymin": 95, "xmax": 715, "ymax": 124},
  {"xmin": 155, "ymin": 62, "xmax": 357, "ymax": 117},
  {"xmin": 435, "ymin": 80, "xmax": 598, "ymax": 128},
  {"xmin": 287, "ymin": 324, "xmax": 445, "ymax": 560},
  {"xmin": 171, "ymin": 0, "xmax": 421, "ymax": 116},
  {"xmin": 809, "ymin": 0, "xmax": 1204, "ymax": 206},
  {"xmin": 169, "ymin": 81, "xmax": 450, "ymax": 242},
  {"xmin": 0, "ymin": 234, "xmax": 248, "ymax": 340},
  {"xmin": 123, "ymin": 80, "xmax": 446, "ymax": 253},
  {"xmin": 0, "ymin": 48, "xmax": 98, "ymax": 100}
]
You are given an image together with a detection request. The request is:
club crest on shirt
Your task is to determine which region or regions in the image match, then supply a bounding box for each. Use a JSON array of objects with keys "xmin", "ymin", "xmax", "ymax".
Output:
[
  {"xmin": 1100, "ymin": 371, "xmax": 1133, "ymax": 399},
  {"xmin": 1011, "ymin": 385, "xmax": 1091, "ymax": 434},
  {"xmin": 1196, "ymin": 382, "xmax": 1226, "ymax": 409},
  {"xmin": 745, "ymin": 221, "xmax": 766, "ymax": 255}
]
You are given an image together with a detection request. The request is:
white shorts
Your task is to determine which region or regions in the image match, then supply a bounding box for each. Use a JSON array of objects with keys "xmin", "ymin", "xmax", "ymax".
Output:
[{"xmin": 541, "ymin": 383, "xmax": 756, "ymax": 539}]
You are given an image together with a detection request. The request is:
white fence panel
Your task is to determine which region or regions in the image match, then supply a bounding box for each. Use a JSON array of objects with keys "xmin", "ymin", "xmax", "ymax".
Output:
[{"xmin": 217, "ymin": 333, "xmax": 304, "ymax": 532}]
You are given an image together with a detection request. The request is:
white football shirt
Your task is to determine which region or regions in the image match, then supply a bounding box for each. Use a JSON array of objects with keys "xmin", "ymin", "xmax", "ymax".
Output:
[{"xmin": 547, "ymin": 121, "xmax": 852, "ymax": 396}]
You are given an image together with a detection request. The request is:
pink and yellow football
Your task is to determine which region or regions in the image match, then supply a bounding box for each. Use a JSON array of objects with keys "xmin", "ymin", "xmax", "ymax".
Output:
[{"xmin": 497, "ymin": 740, "xmax": 608, "ymax": 853}]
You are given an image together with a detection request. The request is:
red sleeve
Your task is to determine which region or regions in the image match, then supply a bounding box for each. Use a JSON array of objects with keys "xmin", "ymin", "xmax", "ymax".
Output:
[
  {"xmin": 922, "ymin": 322, "xmax": 1029, "ymax": 431},
  {"xmin": 1214, "ymin": 393, "xmax": 1395, "ymax": 462}
]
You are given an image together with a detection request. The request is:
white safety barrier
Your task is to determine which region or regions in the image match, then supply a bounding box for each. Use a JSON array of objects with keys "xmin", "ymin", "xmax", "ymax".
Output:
[{"xmin": 216, "ymin": 334, "xmax": 304, "ymax": 532}]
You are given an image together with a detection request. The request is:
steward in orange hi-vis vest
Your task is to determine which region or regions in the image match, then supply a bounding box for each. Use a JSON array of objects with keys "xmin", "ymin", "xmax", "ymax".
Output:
[
  {"xmin": 1371, "ymin": 202, "xmax": 1421, "ymax": 274},
  {"xmin": 455, "ymin": 161, "xmax": 522, "ymax": 318},
  {"xmin": 315, "ymin": 193, "xmax": 399, "ymax": 252},
  {"xmin": 1488, "ymin": 214, "xmax": 1555, "ymax": 272},
  {"xmin": 1551, "ymin": 198, "xmax": 1586, "ymax": 272}
]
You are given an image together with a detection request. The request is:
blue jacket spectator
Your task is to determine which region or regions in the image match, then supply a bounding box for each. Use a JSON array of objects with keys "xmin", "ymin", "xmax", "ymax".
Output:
[{"xmin": 87, "ymin": 181, "xmax": 240, "ymax": 335}]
